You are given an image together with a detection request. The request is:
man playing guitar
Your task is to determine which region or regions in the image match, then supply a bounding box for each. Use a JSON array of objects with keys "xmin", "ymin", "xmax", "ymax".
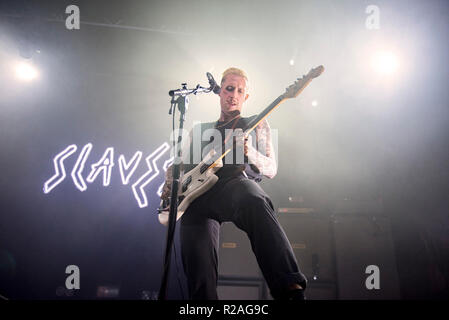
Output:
[{"xmin": 161, "ymin": 67, "xmax": 307, "ymax": 300}]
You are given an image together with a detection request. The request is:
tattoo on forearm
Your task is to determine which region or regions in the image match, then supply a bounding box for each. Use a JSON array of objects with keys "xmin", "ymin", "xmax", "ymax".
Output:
[{"xmin": 249, "ymin": 120, "xmax": 277, "ymax": 178}]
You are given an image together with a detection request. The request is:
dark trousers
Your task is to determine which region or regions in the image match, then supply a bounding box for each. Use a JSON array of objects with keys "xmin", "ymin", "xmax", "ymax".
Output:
[{"xmin": 180, "ymin": 173, "xmax": 307, "ymax": 300}]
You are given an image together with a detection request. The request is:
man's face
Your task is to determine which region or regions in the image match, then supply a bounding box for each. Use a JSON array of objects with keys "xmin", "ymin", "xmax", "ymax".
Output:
[{"xmin": 219, "ymin": 74, "xmax": 249, "ymax": 114}]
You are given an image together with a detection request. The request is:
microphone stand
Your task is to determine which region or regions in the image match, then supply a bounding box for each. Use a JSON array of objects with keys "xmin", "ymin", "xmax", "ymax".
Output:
[{"xmin": 158, "ymin": 82, "xmax": 212, "ymax": 300}]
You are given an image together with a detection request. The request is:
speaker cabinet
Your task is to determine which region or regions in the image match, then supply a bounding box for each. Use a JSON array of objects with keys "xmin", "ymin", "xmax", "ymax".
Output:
[
  {"xmin": 277, "ymin": 213, "xmax": 336, "ymax": 283},
  {"xmin": 218, "ymin": 222, "xmax": 262, "ymax": 278},
  {"xmin": 304, "ymin": 282, "xmax": 337, "ymax": 300},
  {"xmin": 333, "ymin": 214, "xmax": 401, "ymax": 299},
  {"xmin": 217, "ymin": 277, "xmax": 267, "ymax": 300},
  {"xmin": 262, "ymin": 281, "xmax": 337, "ymax": 300}
]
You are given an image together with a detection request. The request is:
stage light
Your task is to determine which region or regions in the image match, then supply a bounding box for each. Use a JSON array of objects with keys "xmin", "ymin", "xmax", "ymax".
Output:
[
  {"xmin": 289, "ymin": 59, "xmax": 295, "ymax": 66},
  {"xmin": 370, "ymin": 50, "xmax": 399, "ymax": 75},
  {"xmin": 311, "ymin": 100, "xmax": 318, "ymax": 107},
  {"xmin": 15, "ymin": 62, "xmax": 38, "ymax": 81}
]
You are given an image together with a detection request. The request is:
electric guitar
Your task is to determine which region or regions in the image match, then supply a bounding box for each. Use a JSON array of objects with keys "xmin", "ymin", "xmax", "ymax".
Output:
[{"xmin": 158, "ymin": 65, "xmax": 325, "ymax": 226}]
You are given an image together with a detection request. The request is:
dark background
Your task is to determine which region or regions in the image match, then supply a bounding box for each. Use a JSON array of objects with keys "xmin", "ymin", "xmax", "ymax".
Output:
[{"xmin": 0, "ymin": 0, "xmax": 448, "ymax": 299}]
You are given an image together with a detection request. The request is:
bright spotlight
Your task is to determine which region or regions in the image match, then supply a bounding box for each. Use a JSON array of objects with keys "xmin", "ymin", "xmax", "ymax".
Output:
[
  {"xmin": 370, "ymin": 50, "xmax": 399, "ymax": 75},
  {"xmin": 289, "ymin": 59, "xmax": 295, "ymax": 66},
  {"xmin": 311, "ymin": 100, "xmax": 318, "ymax": 107},
  {"xmin": 15, "ymin": 62, "xmax": 38, "ymax": 81}
]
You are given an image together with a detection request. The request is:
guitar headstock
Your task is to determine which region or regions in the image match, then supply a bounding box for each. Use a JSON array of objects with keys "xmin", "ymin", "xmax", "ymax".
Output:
[{"xmin": 283, "ymin": 65, "xmax": 324, "ymax": 99}]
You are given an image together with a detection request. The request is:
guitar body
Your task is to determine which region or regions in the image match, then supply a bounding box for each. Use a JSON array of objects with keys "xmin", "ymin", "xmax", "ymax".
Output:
[{"xmin": 158, "ymin": 150, "xmax": 223, "ymax": 226}]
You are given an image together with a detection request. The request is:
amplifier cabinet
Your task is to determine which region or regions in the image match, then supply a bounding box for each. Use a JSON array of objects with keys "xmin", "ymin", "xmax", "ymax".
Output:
[
  {"xmin": 332, "ymin": 214, "xmax": 401, "ymax": 299},
  {"xmin": 277, "ymin": 213, "xmax": 336, "ymax": 283},
  {"xmin": 218, "ymin": 222, "xmax": 262, "ymax": 278}
]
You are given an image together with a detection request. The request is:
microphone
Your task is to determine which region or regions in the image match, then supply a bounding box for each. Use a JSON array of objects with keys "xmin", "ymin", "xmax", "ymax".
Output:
[{"xmin": 206, "ymin": 72, "xmax": 221, "ymax": 94}]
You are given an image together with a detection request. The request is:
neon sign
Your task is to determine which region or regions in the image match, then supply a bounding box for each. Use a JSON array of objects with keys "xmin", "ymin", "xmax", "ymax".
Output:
[
  {"xmin": 43, "ymin": 144, "xmax": 78, "ymax": 194},
  {"xmin": 71, "ymin": 143, "xmax": 92, "ymax": 191},
  {"xmin": 43, "ymin": 143, "xmax": 173, "ymax": 208},
  {"xmin": 131, "ymin": 143, "xmax": 170, "ymax": 208},
  {"xmin": 118, "ymin": 151, "xmax": 142, "ymax": 185}
]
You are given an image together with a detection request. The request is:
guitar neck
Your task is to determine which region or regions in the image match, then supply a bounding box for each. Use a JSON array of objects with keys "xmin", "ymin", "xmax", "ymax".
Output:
[{"xmin": 243, "ymin": 95, "xmax": 285, "ymax": 134}]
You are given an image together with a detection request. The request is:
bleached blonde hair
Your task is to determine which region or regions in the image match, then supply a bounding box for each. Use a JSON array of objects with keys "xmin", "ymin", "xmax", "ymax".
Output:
[{"xmin": 220, "ymin": 67, "xmax": 250, "ymax": 91}]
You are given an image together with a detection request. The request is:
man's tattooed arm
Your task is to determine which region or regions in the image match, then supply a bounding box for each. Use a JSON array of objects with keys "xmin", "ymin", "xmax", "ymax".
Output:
[{"xmin": 246, "ymin": 119, "xmax": 277, "ymax": 179}]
